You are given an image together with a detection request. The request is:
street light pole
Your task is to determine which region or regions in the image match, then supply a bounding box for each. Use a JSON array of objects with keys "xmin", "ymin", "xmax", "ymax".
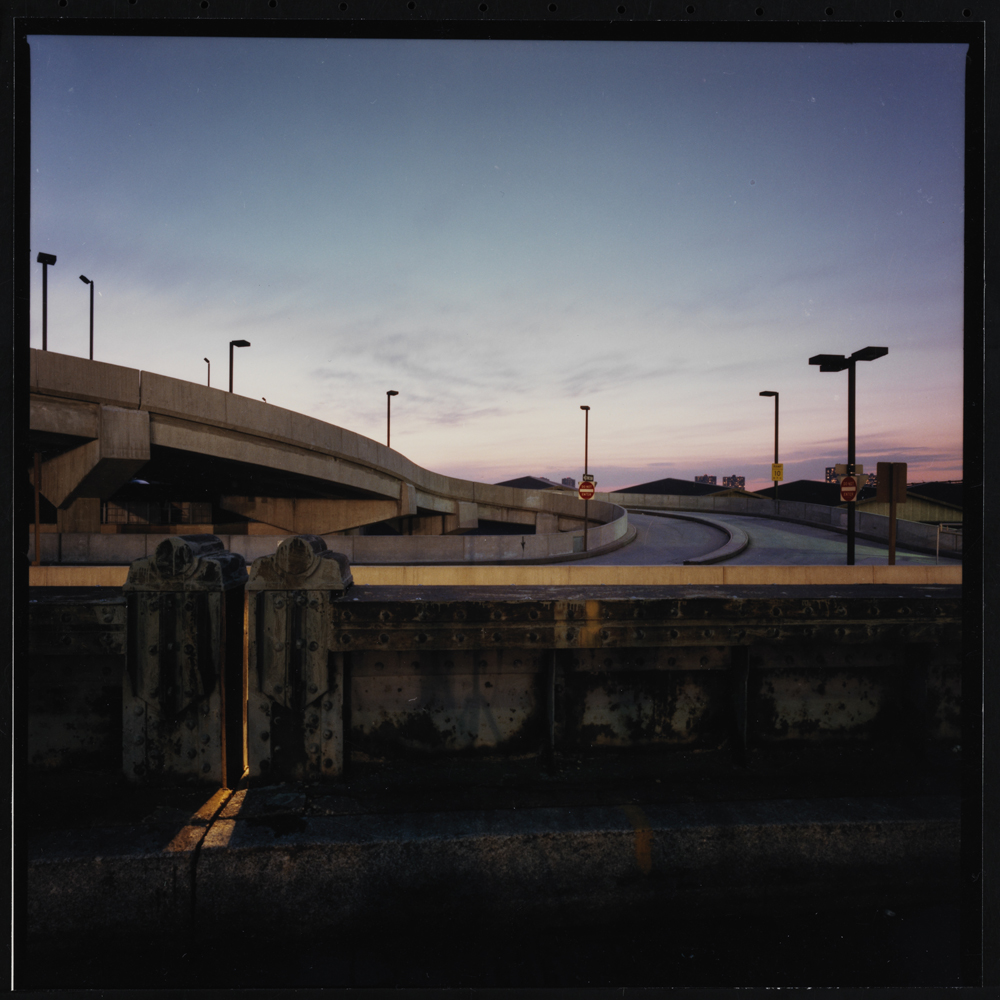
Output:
[
  {"xmin": 229, "ymin": 339, "xmax": 251, "ymax": 393},
  {"xmin": 79, "ymin": 275, "xmax": 94, "ymax": 359},
  {"xmin": 204, "ymin": 358, "xmax": 211, "ymax": 387},
  {"xmin": 580, "ymin": 405, "xmax": 590, "ymax": 553},
  {"xmin": 809, "ymin": 346, "xmax": 888, "ymax": 566},
  {"xmin": 37, "ymin": 252, "xmax": 56, "ymax": 350},
  {"xmin": 759, "ymin": 391, "xmax": 779, "ymax": 504},
  {"xmin": 386, "ymin": 390, "xmax": 398, "ymax": 447}
]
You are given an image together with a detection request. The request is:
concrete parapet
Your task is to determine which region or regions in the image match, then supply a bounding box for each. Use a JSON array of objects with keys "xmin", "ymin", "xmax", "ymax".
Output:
[
  {"xmin": 27, "ymin": 562, "xmax": 965, "ymax": 588},
  {"xmin": 32, "ymin": 350, "xmax": 142, "ymax": 408}
]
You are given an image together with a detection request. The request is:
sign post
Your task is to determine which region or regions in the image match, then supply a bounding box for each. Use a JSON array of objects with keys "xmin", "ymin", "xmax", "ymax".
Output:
[
  {"xmin": 578, "ymin": 479, "xmax": 596, "ymax": 551},
  {"xmin": 876, "ymin": 462, "xmax": 907, "ymax": 565}
]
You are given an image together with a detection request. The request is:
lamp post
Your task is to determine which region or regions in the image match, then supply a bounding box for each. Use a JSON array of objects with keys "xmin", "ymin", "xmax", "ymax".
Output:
[
  {"xmin": 809, "ymin": 346, "xmax": 888, "ymax": 565},
  {"xmin": 386, "ymin": 390, "xmax": 399, "ymax": 447},
  {"xmin": 37, "ymin": 252, "xmax": 56, "ymax": 350},
  {"xmin": 759, "ymin": 390, "xmax": 779, "ymax": 504},
  {"xmin": 580, "ymin": 405, "xmax": 590, "ymax": 553},
  {"xmin": 78, "ymin": 275, "xmax": 95, "ymax": 359},
  {"xmin": 229, "ymin": 339, "xmax": 251, "ymax": 393},
  {"xmin": 204, "ymin": 358, "xmax": 211, "ymax": 387}
]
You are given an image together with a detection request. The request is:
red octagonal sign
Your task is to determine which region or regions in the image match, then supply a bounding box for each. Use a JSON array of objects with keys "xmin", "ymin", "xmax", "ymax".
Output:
[
  {"xmin": 839, "ymin": 475, "xmax": 858, "ymax": 502},
  {"xmin": 578, "ymin": 481, "xmax": 596, "ymax": 500}
]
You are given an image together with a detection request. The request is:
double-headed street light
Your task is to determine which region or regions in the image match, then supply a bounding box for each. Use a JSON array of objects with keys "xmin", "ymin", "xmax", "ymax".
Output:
[
  {"xmin": 809, "ymin": 346, "xmax": 888, "ymax": 565},
  {"xmin": 386, "ymin": 390, "xmax": 399, "ymax": 447},
  {"xmin": 229, "ymin": 339, "xmax": 251, "ymax": 393},
  {"xmin": 79, "ymin": 275, "xmax": 94, "ymax": 360},
  {"xmin": 759, "ymin": 391, "xmax": 779, "ymax": 503},
  {"xmin": 36, "ymin": 252, "xmax": 56, "ymax": 350}
]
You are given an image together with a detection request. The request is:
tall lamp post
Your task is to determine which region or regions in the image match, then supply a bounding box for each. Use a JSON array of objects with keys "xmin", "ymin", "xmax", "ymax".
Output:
[
  {"xmin": 809, "ymin": 346, "xmax": 888, "ymax": 565},
  {"xmin": 204, "ymin": 358, "xmax": 211, "ymax": 387},
  {"xmin": 37, "ymin": 252, "xmax": 56, "ymax": 350},
  {"xmin": 79, "ymin": 275, "xmax": 94, "ymax": 360},
  {"xmin": 580, "ymin": 405, "xmax": 590, "ymax": 552},
  {"xmin": 759, "ymin": 391, "xmax": 779, "ymax": 504},
  {"xmin": 229, "ymin": 339, "xmax": 251, "ymax": 393},
  {"xmin": 386, "ymin": 390, "xmax": 398, "ymax": 447}
]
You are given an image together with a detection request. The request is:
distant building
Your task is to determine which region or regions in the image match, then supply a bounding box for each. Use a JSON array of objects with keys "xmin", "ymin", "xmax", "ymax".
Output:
[
  {"xmin": 849, "ymin": 481, "xmax": 962, "ymax": 524},
  {"xmin": 757, "ymin": 480, "xmax": 846, "ymax": 506},
  {"xmin": 562, "ymin": 477, "xmax": 576, "ymax": 488},
  {"xmin": 495, "ymin": 476, "xmax": 572, "ymax": 491},
  {"xmin": 616, "ymin": 477, "xmax": 765, "ymax": 499},
  {"xmin": 722, "ymin": 475, "xmax": 745, "ymax": 489},
  {"xmin": 694, "ymin": 475, "xmax": 717, "ymax": 485},
  {"xmin": 826, "ymin": 465, "xmax": 876, "ymax": 489}
]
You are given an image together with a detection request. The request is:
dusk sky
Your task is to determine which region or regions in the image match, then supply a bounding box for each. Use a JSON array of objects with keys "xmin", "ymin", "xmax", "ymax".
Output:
[{"xmin": 29, "ymin": 36, "xmax": 966, "ymax": 491}]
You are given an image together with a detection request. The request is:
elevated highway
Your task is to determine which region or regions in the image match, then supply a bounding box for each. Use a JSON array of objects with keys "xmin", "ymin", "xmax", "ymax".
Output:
[{"xmin": 28, "ymin": 349, "xmax": 630, "ymax": 562}]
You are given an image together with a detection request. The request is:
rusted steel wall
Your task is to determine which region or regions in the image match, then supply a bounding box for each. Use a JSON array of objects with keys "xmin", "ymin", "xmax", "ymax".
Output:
[
  {"xmin": 28, "ymin": 585, "xmax": 963, "ymax": 773},
  {"xmin": 350, "ymin": 650, "xmax": 545, "ymax": 757},
  {"xmin": 559, "ymin": 647, "xmax": 731, "ymax": 749},
  {"xmin": 27, "ymin": 591, "xmax": 126, "ymax": 769}
]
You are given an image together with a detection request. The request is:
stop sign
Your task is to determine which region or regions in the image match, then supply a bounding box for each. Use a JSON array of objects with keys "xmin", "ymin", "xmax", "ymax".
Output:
[
  {"xmin": 839, "ymin": 475, "xmax": 858, "ymax": 502},
  {"xmin": 578, "ymin": 481, "xmax": 595, "ymax": 500}
]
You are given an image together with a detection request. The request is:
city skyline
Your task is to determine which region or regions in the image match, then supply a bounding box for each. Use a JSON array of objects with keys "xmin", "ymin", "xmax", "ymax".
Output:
[{"xmin": 29, "ymin": 36, "xmax": 966, "ymax": 492}]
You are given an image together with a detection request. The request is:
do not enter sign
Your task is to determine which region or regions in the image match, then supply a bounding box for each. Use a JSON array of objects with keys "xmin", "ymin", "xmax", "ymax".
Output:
[
  {"xmin": 578, "ymin": 481, "xmax": 596, "ymax": 500},
  {"xmin": 839, "ymin": 475, "xmax": 858, "ymax": 502}
]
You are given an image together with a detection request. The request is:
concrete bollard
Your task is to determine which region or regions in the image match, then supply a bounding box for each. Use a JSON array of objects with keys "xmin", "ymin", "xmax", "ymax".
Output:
[
  {"xmin": 246, "ymin": 535, "xmax": 353, "ymax": 783},
  {"xmin": 123, "ymin": 534, "xmax": 247, "ymax": 786}
]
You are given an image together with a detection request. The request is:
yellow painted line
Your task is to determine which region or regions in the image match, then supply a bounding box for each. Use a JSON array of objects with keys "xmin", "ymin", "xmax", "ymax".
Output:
[
  {"xmin": 29, "ymin": 563, "xmax": 961, "ymax": 588},
  {"xmin": 620, "ymin": 804, "xmax": 653, "ymax": 875}
]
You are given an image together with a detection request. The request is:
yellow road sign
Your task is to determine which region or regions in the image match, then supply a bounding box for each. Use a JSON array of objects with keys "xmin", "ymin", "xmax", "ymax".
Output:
[{"xmin": 771, "ymin": 463, "xmax": 784, "ymax": 481}]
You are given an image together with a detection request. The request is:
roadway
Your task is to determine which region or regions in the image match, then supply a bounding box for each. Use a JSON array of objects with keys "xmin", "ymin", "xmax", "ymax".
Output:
[{"xmin": 585, "ymin": 511, "xmax": 961, "ymax": 567}]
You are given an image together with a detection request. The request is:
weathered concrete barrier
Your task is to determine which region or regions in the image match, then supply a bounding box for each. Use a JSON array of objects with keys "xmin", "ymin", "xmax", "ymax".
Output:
[
  {"xmin": 122, "ymin": 535, "xmax": 247, "ymax": 785},
  {"xmin": 246, "ymin": 535, "xmax": 354, "ymax": 783}
]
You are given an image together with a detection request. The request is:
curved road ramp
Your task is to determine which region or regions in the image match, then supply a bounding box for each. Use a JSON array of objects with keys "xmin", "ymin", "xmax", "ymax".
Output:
[{"xmin": 23, "ymin": 533, "xmax": 964, "ymax": 988}]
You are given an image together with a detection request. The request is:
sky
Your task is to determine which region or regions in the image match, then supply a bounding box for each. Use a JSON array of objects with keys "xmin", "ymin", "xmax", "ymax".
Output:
[{"xmin": 29, "ymin": 36, "xmax": 966, "ymax": 492}]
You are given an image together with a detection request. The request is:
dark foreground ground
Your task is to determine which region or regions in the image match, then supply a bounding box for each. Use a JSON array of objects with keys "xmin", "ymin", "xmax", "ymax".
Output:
[
  {"xmin": 20, "ymin": 741, "xmax": 963, "ymax": 989},
  {"xmin": 22, "ymin": 899, "xmax": 961, "ymax": 989}
]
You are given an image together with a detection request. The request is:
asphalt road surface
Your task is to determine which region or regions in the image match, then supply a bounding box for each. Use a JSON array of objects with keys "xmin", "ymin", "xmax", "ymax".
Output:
[{"xmin": 585, "ymin": 511, "xmax": 962, "ymax": 566}]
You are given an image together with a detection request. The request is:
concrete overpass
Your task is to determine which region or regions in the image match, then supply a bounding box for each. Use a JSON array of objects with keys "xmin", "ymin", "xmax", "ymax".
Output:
[{"xmin": 28, "ymin": 349, "xmax": 631, "ymax": 562}]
